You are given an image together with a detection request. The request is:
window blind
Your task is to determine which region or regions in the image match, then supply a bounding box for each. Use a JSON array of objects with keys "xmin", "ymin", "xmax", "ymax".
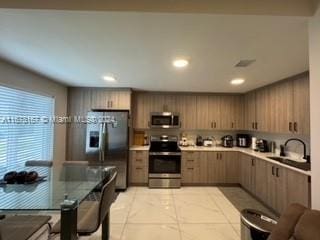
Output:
[{"xmin": 0, "ymin": 85, "xmax": 54, "ymax": 176}]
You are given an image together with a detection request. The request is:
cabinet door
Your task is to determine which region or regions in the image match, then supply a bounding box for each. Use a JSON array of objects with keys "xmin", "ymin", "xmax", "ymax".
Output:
[
  {"xmin": 129, "ymin": 150, "xmax": 148, "ymax": 184},
  {"xmin": 91, "ymin": 88, "xmax": 109, "ymax": 109},
  {"xmin": 225, "ymin": 152, "xmax": 239, "ymax": 183},
  {"xmin": 176, "ymin": 95, "xmax": 197, "ymax": 129},
  {"xmin": 240, "ymin": 154, "xmax": 254, "ymax": 193},
  {"xmin": 196, "ymin": 95, "xmax": 210, "ymax": 129},
  {"xmin": 269, "ymin": 81, "xmax": 294, "ymax": 133},
  {"xmin": 244, "ymin": 91, "xmax": 256, "ymax": 131},
  {"xmin": 293, "ymin": 76, "xmax": 310, "ymax": 135},
  {"xmin": 220, "ymin": 95, "xmax": 243, "ymax": 130},
  {"xmin": 208, "ymin": 95, "xmax": 221, "ymax": 129},
  {"xmin": 254, "ymin": 158, "xmax": 268, "ymax": 201},
  {"xmin": 115, "ymin": 91, "xmax": 131, "ymax": 110},
  {"xmin": 266, "ymin": 163, "xmax": 288, "ymax": 214},
  {"xmin": 256, "ymin": 87, "xmax": 271, "ymax": 132},
  {"xmin": 133, "ymin": 93, "xmax": 152, "ymax": 129},
  {"xmin": 181, "ymin": 152, "xmax": 199, "ymax": 184},
  {"xmin": 286, "ymin": 169, "xmax": 310, "ymax": 208},
  {"xmin": 207, "ymin": 152, "xmax": 226, "ymax": 183},
  {"xmin": 67, "ymin": 88, "xmax": 92, "ymax": 161}
]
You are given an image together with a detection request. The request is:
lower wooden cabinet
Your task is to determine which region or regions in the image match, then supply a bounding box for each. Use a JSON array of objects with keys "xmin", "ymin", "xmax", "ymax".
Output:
[
  {"xmin": 181, "ymin": 152, "xmax": 208, "ymax": 184},
  {"xmin": 129, "ymin": 150, "xmax": 148, "ymax": 184},
  {"xmin": 182, "ymin": 151, "xmax": 239, "ymax": 184}
]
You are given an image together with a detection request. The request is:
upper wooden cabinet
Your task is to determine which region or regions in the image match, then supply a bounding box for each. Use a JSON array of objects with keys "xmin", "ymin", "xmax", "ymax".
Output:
[
  {"xmin": 244, "ymin": 73, "xmax": 309, "ymax": 135},
  {"xmin": 90, "ymin": 88, "xmax": 131, "ymax": 110},
  {"xmin": 133, "ymin": 92, "xmax": 152, "ymax": 129},
  {"xmin": 196, "ymin": 95, "xmax": 210, "ymax": 129},
  {"xmin": 208, "ymin": 95, "xmax": 221, "ymax": 130},
  {"xmin": 176, "ymin": 95, "xmax": 197, "ymax": 129},
  {"xmin": 220, "ymin": 95, "xmax": 243, "ymax": 130}
]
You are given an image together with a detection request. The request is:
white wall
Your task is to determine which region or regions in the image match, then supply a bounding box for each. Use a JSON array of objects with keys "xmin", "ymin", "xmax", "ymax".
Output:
[
  {"xmin": 0, "ymin": 58, "xmax": 68, "ymax": 163},
  {"xmin": 309, "ymin": 6, "xmax": 320, "ymax": 209}
]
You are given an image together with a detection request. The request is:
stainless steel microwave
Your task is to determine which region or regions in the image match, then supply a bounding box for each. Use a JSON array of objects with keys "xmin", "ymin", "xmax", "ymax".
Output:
[{"xmin": 150, "ymin": 112, "xmax": 180, "ymax": 129}]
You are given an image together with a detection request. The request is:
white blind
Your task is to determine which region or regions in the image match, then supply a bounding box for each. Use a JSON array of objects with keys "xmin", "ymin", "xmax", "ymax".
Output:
[{"xmin": 0, "ymin": 85, "xmax": 54, "ymax": 176}]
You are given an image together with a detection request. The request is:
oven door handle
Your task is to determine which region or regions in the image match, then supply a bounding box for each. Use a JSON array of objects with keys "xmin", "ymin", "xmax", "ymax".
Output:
[{"xmin": 149, "ymin": 152, "xmax": 181, "ymax": 156}]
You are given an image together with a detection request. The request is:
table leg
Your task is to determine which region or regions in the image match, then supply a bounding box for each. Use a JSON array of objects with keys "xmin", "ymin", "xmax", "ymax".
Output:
[
  {"xmin": 101, "ymin": 212, "xmax": 110, "ymax": 240},
  {"xmin": 60, "ymin": 199, "xmax": 78, "ymax": 240}
]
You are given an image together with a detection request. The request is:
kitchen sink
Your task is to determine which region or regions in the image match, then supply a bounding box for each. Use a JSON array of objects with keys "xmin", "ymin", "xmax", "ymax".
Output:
[
  {"xmin": 267, "ymin": 156, "xmax": 310, "ymax": 171},
  {"xmin": 267, "ymin": 156, "xmax": 284, "ymax": 161}
]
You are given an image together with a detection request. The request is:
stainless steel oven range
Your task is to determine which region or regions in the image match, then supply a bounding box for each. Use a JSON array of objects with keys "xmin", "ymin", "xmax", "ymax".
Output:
[{"xmin": 148, "ymin": 135, "xmax": 181, "ymax": 188}]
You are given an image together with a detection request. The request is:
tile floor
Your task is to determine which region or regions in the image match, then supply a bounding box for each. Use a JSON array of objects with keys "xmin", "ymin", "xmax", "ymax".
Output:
[{"xmin": 85, "ymin": 186, "xmax": 276, "ymax": 240}]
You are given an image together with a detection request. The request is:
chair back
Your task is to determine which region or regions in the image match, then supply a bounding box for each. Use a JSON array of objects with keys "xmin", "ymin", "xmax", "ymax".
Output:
[
  {"xmin": 99, "ymin": 172, "xmax": 117, "ymax": 225},
  {"xmin": 25, "ymin": 160, "xmax": 53, "ymax": 167}
]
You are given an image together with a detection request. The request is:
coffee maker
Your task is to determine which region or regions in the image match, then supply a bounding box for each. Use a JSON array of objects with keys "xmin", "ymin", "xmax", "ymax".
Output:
[
  {"xmin": 236, "ymin": 134, "xmax": 251, "ymax": 148},
  {"xmin": 256, "ymin": 139, "xmax": 270, "ymax": 152}
]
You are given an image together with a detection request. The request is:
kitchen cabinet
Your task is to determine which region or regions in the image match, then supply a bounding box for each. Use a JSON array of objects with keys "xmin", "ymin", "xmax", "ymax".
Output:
[
  {"xmin": 150, "ymin": 94, "xmax": 177, "ymax": 112},
  {"xmin": 220, "ymin": 95, "xmax": 243, "ymax": 130},
  {"xmin": 91, "ymin": 88, "xmax": 131, "ymax": 110},
  {"xmin": 292, "ymin": 76, "xmax": 310, "ymax": 135},
  {"xmin": 176, "ymin": 95, "xmax": 197, "ymax": 129},
  {"xmin": 196, "ymin": 95, "xmax": 210, "ymax": 129},
  {"xmin": 67, "ymin": 88, "xmax": 92, "ymax": 161},
  {"xmin": 269, "ymin": 80, "xmax": 293, "ymax": 134},
  {"xmin": 207, "ymin": 151, "xmax": 239, "ymax": 184},
  {"xmin": 133, "ymin": 93, "xmax": 152, "ymax": 129},
  {"xmin": 266, "ymin": 162, "xmax": 288, "ymax": 214},
  {"xmin": 244, "ymin": 91, "xmax": 256, "ymax": 130},
  {"xmin": 255, "ymin": 87, "xmax": 271, "ymax": 132},
  {"xmin": 208, "ymin": 95, "xmax": 221, "ymax": 129},
  {"xmin": 207, "ymin": 152, "xmax": 226, "ymax": 183},
  {"xmin": 254, "ymin": 158, "xmax": 268, "ymax": 201},
  {"xmin": 129, "ymin": 150, "xmax": 149, "ymax": 184},
  {"xmin": 286, "ymin": 169, "xmax": 310, "ymax": 208},
  {"xmin": 240, "ymin": 153, "xmax": 256, "ymax": 194},
  {"xmin": 181, "ymin": 152, "xmax": 208, "ymax": 184}
]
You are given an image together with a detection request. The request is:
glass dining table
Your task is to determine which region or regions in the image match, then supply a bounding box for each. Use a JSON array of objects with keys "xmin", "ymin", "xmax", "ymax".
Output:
[{"xmin": 0, "ymin": 164, "xmax": 116, "ymax": 240}]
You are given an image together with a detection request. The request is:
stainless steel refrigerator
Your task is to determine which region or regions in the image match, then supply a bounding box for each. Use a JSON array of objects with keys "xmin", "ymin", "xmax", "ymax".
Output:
[{"xmin": 85, "ymin": 111, "xmax": 129, "ymax": 190}]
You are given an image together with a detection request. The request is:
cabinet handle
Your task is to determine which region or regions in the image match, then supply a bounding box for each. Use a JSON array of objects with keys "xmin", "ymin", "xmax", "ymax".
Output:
[
  {"xmin": 187, "ymin": 160, "xmax": 194, "ymax": 162},
  {"xmin": 187, "ymin": 167, "xmax": 194, "ymax": 170},
  {"xmin": 217, "ymin": 153, "xmax": 219, "ymax": 159},
  {"xmin": 251, "ymin": 158, "xmax": 255, "ymax": 166},
  {"xmin": 272, "ymin": 166, "xmax": 275, "ymax": 176},
  {"xmin": 294, "ymin": 122, "xmax": 298, "ymax": 132},
  {"xmin": 289, "ymin": 122, "xmax": 293, "ymax": 132},
  {"xmin": 211, "ymin": 122, "xmax": 214, "ymax": 128},
  {"xmin": 136, "ymin": 159, "xmax": 143, "ymax": 162},
  {"xmin": 231, "ymin": 122, "xmax": 234, "ymax": 129},
  {"xmin": 252, "ymin": 122, "xmax": 255, "ymax": 129},
  {"xmin": 214, "ymin": 122, "xmax": 217, "ymax": 128},
  {"xmin": 111, "ymin": 101, "xmax": 113, "ymax": 108},
  {"xmin": 255, "ymin": 122, "xmax": 258, "ymax": 130},
  {"xmin": 136, "ymin": 167, "xmax": 143, "ymax": 170},
  {"xmin": 276, "ymin": 168, "xmax": 280, "ymax": 178}
]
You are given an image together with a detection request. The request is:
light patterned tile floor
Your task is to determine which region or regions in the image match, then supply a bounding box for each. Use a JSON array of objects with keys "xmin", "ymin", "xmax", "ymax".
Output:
[{"xmin": 81, "ymin": 186, "xmax": 276, "ymax": 240}]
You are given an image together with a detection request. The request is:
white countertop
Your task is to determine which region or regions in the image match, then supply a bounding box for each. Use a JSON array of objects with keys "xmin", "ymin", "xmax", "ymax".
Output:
[{"xmin": 130, "ymin": 145, "xmax": 311, "ymax": 176}]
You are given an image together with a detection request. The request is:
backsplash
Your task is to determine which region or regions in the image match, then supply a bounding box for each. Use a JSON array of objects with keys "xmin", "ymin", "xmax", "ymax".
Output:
[{"xmin": 136, "ymin": 129, "xmax": 310, "ymax": 160}]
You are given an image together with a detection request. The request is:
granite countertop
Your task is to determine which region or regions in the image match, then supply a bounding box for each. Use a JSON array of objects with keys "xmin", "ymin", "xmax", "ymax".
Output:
[{"xmin": 130, "ymin": 145, "xmax": 311, "ymax": 176}]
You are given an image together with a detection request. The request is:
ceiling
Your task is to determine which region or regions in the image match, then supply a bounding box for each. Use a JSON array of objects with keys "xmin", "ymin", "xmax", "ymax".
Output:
[
  {"xmin": 0, "ymin": 0, "xmax": 318, "ymax": 16},
  {"xmin": 0, "ymin": 9, "xmax": 309, "ymax": 93}
]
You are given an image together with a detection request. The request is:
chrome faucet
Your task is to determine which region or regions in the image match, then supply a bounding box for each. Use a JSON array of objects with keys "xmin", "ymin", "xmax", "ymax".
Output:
[{"xmin": 284, "ymin": 138, "xmax": 309, "ymax": 162}]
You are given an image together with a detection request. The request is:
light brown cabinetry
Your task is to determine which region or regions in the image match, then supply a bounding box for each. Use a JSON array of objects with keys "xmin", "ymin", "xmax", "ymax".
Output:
[
  {"xmin": 255, "ymin": 87, "xmax": 271, "ymax": 132},
  {"xmin": 240, "ymin": 154, "xmax": 256, "ymax": 193},
  {"xmin": 176, "ymin": 95, "xmax": 197, "ymax": 129},
  {"xmin": 133, "ymin": 93, "xmax": 152, "ymax": 129},
  {"xmin": 244, "ymin": 91, "xmax": 256, "ymax": 130},
  {"xmin": 91, "ymin": 89, "xmax": 131, "ymax": 110},
  {"xmin": 207, "ymin": 152, "xmax": 226, "ymax": 183},
  {"xmin": 208, "ymin": 95, "xmax": 221, "ymax": 129},
  {"xmin": 220, "ymin": 95, "xmax": 243, "ymax": 130},
  {"xmin": 196, "ymin": 96, "xmax": 210, "ymax": 129},
  {"xmin": 292, "ymin": 76, "xmax": 310, "ymax": 135},
  {"xmin": 286, "ymin": 169, "xmax": 310, "ymax": 208},
  {"xmin": 129, "ymin": 150, "xmax": 149, "ymax": 184},
  {"xmin": 181, "ymin": 151, "xmax": 208, "ymax": 184}
]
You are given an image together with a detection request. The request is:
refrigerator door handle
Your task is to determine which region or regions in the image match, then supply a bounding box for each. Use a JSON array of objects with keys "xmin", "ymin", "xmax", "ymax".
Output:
[{"xmin": 99, "ymin": 122, "xmax": 105, "ymax": 162}]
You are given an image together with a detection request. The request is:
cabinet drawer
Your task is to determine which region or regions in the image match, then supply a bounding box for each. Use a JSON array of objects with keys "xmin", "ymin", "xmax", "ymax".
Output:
[
  {"xmin": 130, "ymin": 165, "xmax": 148, "ymax": 184},
  {"xmin": 131, "ymin": 150, "xmax": 148, "ymax": 166},
  {"xmin": 182, "ymin": 151, "xmax": 200, "ymax": 160}
]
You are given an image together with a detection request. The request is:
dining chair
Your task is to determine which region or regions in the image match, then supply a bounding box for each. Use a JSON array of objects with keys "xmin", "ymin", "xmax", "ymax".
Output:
[
  {"xmin": 50, "ymin": 171, "xmax": 117, "ymax": 239},
  {"xmin": 0, "ymin": 215, "xmax": 51, "ymax": 240},
  {"xmin": 25, "ymin": 160, "xmax": 53, "ymax": 167}
]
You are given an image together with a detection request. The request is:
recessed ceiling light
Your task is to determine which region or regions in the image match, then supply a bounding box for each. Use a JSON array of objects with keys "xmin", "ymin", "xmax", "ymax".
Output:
[
  {"xmin": 231, "ymin": 78, "xmax": 245, "ymax": 85},
  {"xmin": 102, "ymin": 75, "xmax": 116, "ymax": 82},
  {"xmin": 173, "ymin": 59, "xmax": 189, "ymax": 68}
]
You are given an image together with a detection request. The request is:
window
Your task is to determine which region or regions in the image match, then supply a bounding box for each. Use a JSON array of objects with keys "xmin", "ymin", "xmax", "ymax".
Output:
[{"xmin": 0, "ymin": 85, "xmax": 54, "ymax": 175}]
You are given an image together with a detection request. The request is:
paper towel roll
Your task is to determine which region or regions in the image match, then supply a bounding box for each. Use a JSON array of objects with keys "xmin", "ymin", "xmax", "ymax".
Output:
[{"xmin": 252, "ymin": 137, "xmax": 257, "ymax": 150}]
